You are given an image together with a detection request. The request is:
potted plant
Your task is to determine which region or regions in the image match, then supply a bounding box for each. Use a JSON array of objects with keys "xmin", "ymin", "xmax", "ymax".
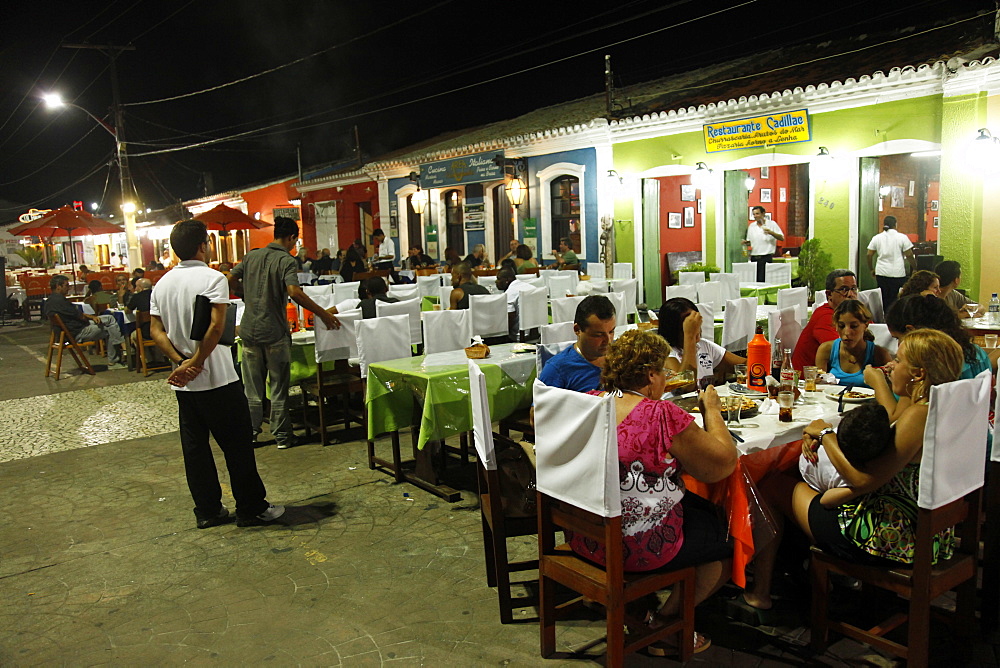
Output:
[
  {"xmin": 674, "ymin": 262, "xmax": 721, "ymax": 282},
  {"xmin": 797, "ymin": 238, "xmax": 832, "ymax": 298}
]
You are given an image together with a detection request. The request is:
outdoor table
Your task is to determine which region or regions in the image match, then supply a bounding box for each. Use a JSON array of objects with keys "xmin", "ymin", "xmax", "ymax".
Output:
[
  {"xmin": 398, "ymin": 269, "xmax": 415, "ymax": 282},
  {"xmin": 739, "ymin": 282, "xmax": 790, "ymax": 305},
  {"xmin": 962, "ymin": 316, "xmax": 1000, "ymax": 347}
]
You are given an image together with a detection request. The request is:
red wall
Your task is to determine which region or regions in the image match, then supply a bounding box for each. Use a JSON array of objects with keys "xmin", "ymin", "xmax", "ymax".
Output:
[
  {"xmin": 656, "ymin": 175, "xmax": 703, "ymax": 294},
  {"xmin": 924, "ymin": 179, "xmax": 940, "ymax": 242},
  {"xmin": 745, "ymin": 166, "xmax": 792, "ymax": 251},
  {"xmin": 299, "ymin": 181, "xmax": 380, "ymax": 253},
  {"xmin": 240, "ymin": 179, "xmax": 300, "ymax": 250}
]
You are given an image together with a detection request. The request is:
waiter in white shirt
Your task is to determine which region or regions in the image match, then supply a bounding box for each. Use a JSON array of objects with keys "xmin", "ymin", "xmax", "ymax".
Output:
[
  {"xmin": 866, "ymin": 215, "xmax": 915, "ymax": 313},
  {"xmin": 744, "ymin": 206, "xmax": 784, "ymax": 282},
  {"xmin": 372, "ymin": 228, "xmax": 399, "ymax": 283}
]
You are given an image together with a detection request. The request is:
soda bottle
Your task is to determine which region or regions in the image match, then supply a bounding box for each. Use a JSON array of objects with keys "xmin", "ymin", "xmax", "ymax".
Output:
[
  {"xmin": 746, "ymin": 326, "xmax": 770, "ymax": 393},
  {"xmin": 780, "ymin": 348, "xmax": 795, "ymax": 391},
  {"xmin": 990, "ymin": 293, "xmax": 1000, "ymax": 325},
  {"xmin": 770, "ymin": 336, "xmax": 782, "ymax": 380}
]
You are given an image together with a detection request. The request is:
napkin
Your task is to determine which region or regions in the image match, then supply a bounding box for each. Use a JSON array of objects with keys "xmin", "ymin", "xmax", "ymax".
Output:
[{"xmin": 759, "ymin": 398, "xmax": 778, "ymax": 415}]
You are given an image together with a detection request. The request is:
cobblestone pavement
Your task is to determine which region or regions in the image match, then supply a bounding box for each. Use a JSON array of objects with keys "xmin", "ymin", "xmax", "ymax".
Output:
[{"xmin": 0, "ymin": 320, "xmax": 994, "ymax": 666}]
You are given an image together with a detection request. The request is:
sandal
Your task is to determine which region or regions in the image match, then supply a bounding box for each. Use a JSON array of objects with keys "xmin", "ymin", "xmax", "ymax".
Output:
[{"xmin": 647, "ymin": 632, "xmax": 711, "ymax": 657}]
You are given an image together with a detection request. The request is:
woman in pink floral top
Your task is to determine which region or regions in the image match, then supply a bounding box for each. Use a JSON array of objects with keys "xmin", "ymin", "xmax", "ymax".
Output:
[{"xmin": 568, "ymin": 329, "xmax": 738, "ymax": 655}]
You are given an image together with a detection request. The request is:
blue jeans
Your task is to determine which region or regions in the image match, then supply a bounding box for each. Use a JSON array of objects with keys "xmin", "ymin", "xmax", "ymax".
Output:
[{"xmin": 241, "ymin": 337, "xmax": 292, "ymax": 444}]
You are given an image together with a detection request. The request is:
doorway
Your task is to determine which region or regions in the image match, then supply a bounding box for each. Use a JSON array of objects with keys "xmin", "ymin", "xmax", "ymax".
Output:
[
  {"xmin": 492, "ymin": 184, "xmax": 514, "ymax": 258},
  {"xmin": 444, "ymin": 190, "xmax": 464, "ymax": 255}
]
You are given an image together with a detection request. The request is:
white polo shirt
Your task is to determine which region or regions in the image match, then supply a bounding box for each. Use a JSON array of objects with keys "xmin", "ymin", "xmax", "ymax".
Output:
[
  {"xmin": 746, "ymin": 220, "xmax": 782, "ymax": 256},
  {"xmin": 377, "ymin": 236, "xmax": 396, "ymax": 263},
  {"xmin": 867, "ymin": 229, "xmax": 913, "ymax": 277},
  {"xmin": 150, "ymin": 260, "xmax": 239, "ymax": 392}
]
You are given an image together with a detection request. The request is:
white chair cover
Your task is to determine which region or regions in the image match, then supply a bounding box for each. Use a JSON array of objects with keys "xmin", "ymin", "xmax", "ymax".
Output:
[
  {"xmin": 814, "ymin": 289, "xmax": 828, "ymax": 306},
  {"xmin": 858, "ymin": 288, "xmax": 885, "ymax": 323},
  {"xmin": 678, "ymin": 272, "xmax": 706, "ymax": 286},
  {"xmin": 518, "ymin": 285, "xmax": 549, "ymax": 331},
  {"xmin": 297, "ymin": 272, "xmax": 314, "ymax": 286},
  {"xmin": 417, "ymin": 275, "xmax": 442, "ymax": 299},
  {"xmin": 547, "ymin": 274, "xmax": 574, "ymax": 299},
  {"xmin": 469, "ymin": 293, "xmax": 509, "ymax": 338},
  {"xmin": 919, "ymin": 370, "xmax": 991, "ymax": 509},
  {"xmin": 709, "ymin": 272, "xmax": 741, "ymax": 301},
  {"xmin": 536, "ymin": 341, "xmax": 573, "ymax": 375},
  {"xmin": 539, "ymin": 269, "xmax": 558, "ymax": 285},
  {"xmin": 587, "ymin": 262, "xmax": 606, "ymax": 279},
  {"xmin": 232, "ymin": 298, "xmax": 246, "ymax": 325},
  {"xmin": 664, "ymin": 284, "xmax": 698, "ymax": 302},
  {"xmin": 766, "ymin": 307, "xmax": 803, "ymax": 361},
  {"xmin": 777, "ymin": 286, "xmax": 809, "ymax": 324},
  {"xmin": 356, "ymin": 314, "xmax": 411, "ymax": 378},
  {"xmin": 438, "ymin": 285, "xmax": 453, "ymax": 307},
  {"xmin": 764, "ymin": 262, "xmax": 792, "ymax": 285},
  {"xmin": 520, "ymin": 276, "xmax": 546, "ymax": 289},
  {"xmin": 612, "ymin": 278, "xmax": 638, "ymax": 318},
  {"xmin": 695, "ymin": 302, "xmax": 715, "ymax": 340},
  {"xmin": 696, "ymin": 281, "xmax": 724, "ymax": 312},
  {"xmin": 387, "ymin": 285, "xmax": 418, "ymax": 301},
  {"xmin": 541, "ymin": 322, "xmax": 576, "ymax": 344},
  {"xmin": 606, "ymin": 292, "xmax": 627, "ymax": 323},
  {"xmin": 612, "ymin": 263, "xmax": 633, "ymax": 279},
  {"xmin": 334, "ymin": 281, "xmax": 361, "ymax": 303},
  {"xmin": 867, "ymin": 323, "xmax": 898, "ymax": 356},
  {"xmin": 551, "ymin": 296, "xmax": 585, "ymax": 324},
  {"xmin": 314, "ymin": 308, "xmax": 361, "ymax": 363},
  {"xmin": 478, "ymin": 275, "xmax": 498, "ymax": 294},
  {"xmin": 614, "ymin": 323, "xmax": 638, "ymax": 339},
  {"xmin": 732, "ymin": 262, "xmax": 757, "ymax": 283},
  {"xmin": 422, "ymin": 309, "xmax": 473, "ymax": 354},
  {"xmin": 534, "ymin": 381, "xmax": 620, "ymax": 517},
  {"xmin": 376, "ymin": 297, "xmax": 422, "ymax": 345},
  {"xmin": 722, "ymin": 297, "xmax": 757, "ymax": 351},
  {"xmin": 468, "ymin": 360, "xmax": 496, "ymax": 471},
  {"xmin": 303, "ymin": 284, "xmax": 332, "ymax": 299}
]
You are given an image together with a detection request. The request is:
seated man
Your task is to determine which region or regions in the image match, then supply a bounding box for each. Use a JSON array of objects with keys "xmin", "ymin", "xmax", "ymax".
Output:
[
  {"xmin": 550, "ymin": 237, "xmax": 580, "ymax": 270},
  {"xmin": 538, "ymin": 295, "xmax": 616, "ymax": 392},
  {"xmin": 463, "ymin": 243, "xmax": 490, "ymax": 269},
  {"xmin": 449, "ymin": 263, "xmax": 490, "ymax": 310},
  {"xmin": 311, "ymin": 248, "xmax": 334, "ymax": 275},
  {"xmin": 43, "ymin": 274, "xmax": 127, "ymax": 369},
  {"xmin": 127, "ymin": 278, "xmax": 153, "ymax": 342},
  {"xmin": 935, "ymin": 259, "xmax": 983, "ymax": 318},
  {"xmin": 792, "ymin": 269, "xmax": 857, "ymax": 371},
  {"xmin": 357, "ymin": 276, "xmax": 399, "ymax": 319}
]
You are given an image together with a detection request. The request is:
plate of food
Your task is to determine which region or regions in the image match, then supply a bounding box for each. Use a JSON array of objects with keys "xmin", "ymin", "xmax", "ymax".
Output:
[
  {"xmin": 823, "ymin": 387, "xmax": 876, "ymax": 403},
  {"xmin": 672, "ymin": 394, "xmax": 761, "ymax": 418}
]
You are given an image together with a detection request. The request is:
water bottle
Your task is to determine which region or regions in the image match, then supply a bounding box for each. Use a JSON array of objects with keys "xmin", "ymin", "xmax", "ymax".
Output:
[{"xmin": 990, "ymin": 294, "xmax": 1000, "ymax": 325}]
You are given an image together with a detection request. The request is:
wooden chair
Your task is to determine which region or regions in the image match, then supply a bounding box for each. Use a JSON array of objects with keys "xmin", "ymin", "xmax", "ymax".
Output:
[
  {"xmin": 300, "ymin": 308, "xmax": 364, "ymax": 446},
  {"xmin": 534, "ymin": 383, "xmax": 695, "ymax": 665},
  {"xmin": 133, "ymin": 312, "xmax": 171, "ymax": 376},
  {"xmin": 354, "ymin": 270, "xmax": 390, "ymax": 282},
  {"xmin": 469, "ymin": 361, "xmax": 538, "ymax": 623},
  {"xmin": 18, "ymin": 275, "xmax": 49, "ymax": 320},
  {"xmin": 46, "ymin": 313, "xmax": 98, "ymax": 379},
  {"xmin": 810, "ymin": 370, "xmax": 992, "ymax": 667},
  {"xmin": 414, "ymin": 267, "xmax": 440, "ymax": 277},
  {"xmin": 473, "ymin": 268, "xmax": 498, "ymax": 277}
]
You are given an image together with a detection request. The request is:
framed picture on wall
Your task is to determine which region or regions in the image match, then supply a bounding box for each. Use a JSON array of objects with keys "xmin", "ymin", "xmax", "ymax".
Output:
[
  {"xmin": 749, "ymin": 207, "xmax": 755, "ymax": 221},
  {"xmin": 931, "ymin": 200, "xmax": 939, "ymax": 211},
  {"xmin": 697, "ymin": 198, "xmax": 704, "ymax": 214},
  {"xmin": 891, "ymin": 186, "xmax": 905, "ymax": 208},
  {"xmin": 668, "ymin": 212, "xmax": 682, "ymax": 229},
  {"xmin": 760, "ymin": 188, "xmax": 772, "ymax": 203},
  {"xmin": 760, "ymin": 166, "xmax": 770, "ymax": 179},
  {"xmin": 933, "ymin": 216, "xmax": 939, "ymax": 228},
  {"xmin": 680, "ymin": 184, "xmax": 696, "ymax": 201},
  {"xmin": 683, "ymin": 207, "xmax": 695, "ymax": 227},
  {"xmin": 779, "ymin": 187, "xmax": 787, "ymax": 202}
]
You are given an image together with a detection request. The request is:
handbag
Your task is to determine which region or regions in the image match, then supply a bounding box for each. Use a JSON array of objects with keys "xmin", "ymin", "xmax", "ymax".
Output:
[{"xmin": 189, "ymin": 295, "xmax": 237, "ymax": 346}]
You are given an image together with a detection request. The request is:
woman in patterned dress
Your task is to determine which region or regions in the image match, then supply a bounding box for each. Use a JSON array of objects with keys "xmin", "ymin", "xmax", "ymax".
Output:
[{"xmin": 568, "ymin": 329, "xmax": 738, "ymax": 654}]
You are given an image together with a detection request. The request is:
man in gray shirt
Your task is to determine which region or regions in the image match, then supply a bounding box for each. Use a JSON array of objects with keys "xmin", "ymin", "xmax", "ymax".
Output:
[{"xmin": 229, "ymin": 217, "xmax": 340, "ymax": 448}]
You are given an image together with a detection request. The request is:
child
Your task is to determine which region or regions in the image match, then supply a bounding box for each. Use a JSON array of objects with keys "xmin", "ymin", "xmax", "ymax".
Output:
[{"xmin": 799, "ymin": 403, "xmax": 892, "ymax": 492}]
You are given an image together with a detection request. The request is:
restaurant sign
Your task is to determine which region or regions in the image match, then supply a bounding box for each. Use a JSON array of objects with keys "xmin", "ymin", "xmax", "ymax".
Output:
[
  {"xmin": 273, "ymin": 206, "xmax": 300, "ymax": 221},
  {"xmin": 703, "ymin": 109, "xmax": 811, "ymax": 153},
  {"xmin": 419, "ymin": 151, "xmax": 505, "ymax": 188}
]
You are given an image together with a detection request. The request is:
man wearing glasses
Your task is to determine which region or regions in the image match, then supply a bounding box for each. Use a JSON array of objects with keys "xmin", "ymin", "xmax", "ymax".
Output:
[{"xmin": 792, "ymin": 269, "xmax": 857, "ymax": 370}]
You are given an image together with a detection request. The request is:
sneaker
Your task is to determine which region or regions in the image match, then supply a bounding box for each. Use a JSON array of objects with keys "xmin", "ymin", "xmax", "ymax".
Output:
[
  {"xmin": 196, "ymin": 506, "xmax": 233, "ymax": 529},
  {"xmin": 276, "ymin": 435, "xmax": 305, "ymax": 449},
  {"xmin": 236, "ymin": 503, "xmax": 285, "ymax": 527},
  {"xmin": 108, "ymin": 361, "xmax": 128, "ymax": 370}
]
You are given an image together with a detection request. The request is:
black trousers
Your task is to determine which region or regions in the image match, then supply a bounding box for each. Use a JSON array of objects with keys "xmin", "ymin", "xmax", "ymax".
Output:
[
  {"xmin": 876, "ymin": 275, "xmax": 906, "ymax": 314},
  {"xmin": 750, "ymin": 253, "xmax": 773, "ymax": 282},
  {"xmin": 175, "ymin": 381, "xmax": 268, "ymax": 522}
]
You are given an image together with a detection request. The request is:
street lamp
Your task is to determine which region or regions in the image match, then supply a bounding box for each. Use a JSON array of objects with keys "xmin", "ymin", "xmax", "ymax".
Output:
[{"xmin": 42, "ymin": 92, "xmax": 141, "ymax": 271}]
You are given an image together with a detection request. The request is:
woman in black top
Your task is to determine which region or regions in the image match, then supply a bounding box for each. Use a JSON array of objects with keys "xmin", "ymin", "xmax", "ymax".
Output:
[{"xmin": 340, "ymin": 246, "xmax": 367, "ymax": 283}]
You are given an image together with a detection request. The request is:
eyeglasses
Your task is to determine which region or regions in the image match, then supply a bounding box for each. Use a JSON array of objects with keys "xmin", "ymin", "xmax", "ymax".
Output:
[{"xmin": 832, "ymin": 285, "xmax": 859, "ymax": 295}]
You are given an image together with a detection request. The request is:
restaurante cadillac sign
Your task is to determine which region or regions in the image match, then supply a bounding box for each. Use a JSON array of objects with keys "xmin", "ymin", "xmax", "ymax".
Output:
[{"xmin": 703, "ymin": 109, "xmax": 811, "ymax": 153}]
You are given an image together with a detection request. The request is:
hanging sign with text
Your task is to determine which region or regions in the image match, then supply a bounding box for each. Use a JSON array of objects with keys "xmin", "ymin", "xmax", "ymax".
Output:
[
  {"xmin": 419, "ymin": 151, "xmax": 505, "ymax": 188},
  {"xmin": 703, "ymin": 109, "xmax": 811, "ymax": 153}
]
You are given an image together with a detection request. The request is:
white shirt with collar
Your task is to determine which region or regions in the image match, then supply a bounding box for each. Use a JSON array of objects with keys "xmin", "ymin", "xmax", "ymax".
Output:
[
  {"xmin": 867, "ymin": 228, "xmax": 913, "ymax": 277},
  {"xmin": 377, "ymin": 236, "xmax": 396, "ymax": 263},
  {"xmin": 746, "ymin": 219, "xmax": 782, "ymax": 255}
]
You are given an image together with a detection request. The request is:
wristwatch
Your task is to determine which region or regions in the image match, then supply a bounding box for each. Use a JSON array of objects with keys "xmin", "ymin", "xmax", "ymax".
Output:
[{"xmin": 816, "ymin": 427, "xmax": 836, "ymax": 441}]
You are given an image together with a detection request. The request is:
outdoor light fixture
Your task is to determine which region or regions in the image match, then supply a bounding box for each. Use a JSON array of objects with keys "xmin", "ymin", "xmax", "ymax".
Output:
[
  {"xmin": 965, "ymin": 128, "xmax": 1000, "ymax": 176},
  {"xmin": 410, "ymin": 188, "xmax": 429, "ymax": 214},
  {"xmin": 816, "ymin": 146, "xmax": 831, "ymax": 157},
  {"xmin": 692, "ymin": 162, "xmax": 713, "ymax": 191},
  {"xmin": 744, "ymin": 175, "xmax": 756, "ymax": 192},
  {"xmin": 607, "ymin": 169, "xmax": 623, "ymax": 184},
  {"xmin": 90, "ymin": 202, "xmax": 98, "ymax": 211},
  {"xmin": 506, "ymin": 176, "xmax": 527, "ymax": 208},
  {"xmin": 121, "ymin": 201, "xmax": 136, "ymax": 214}
]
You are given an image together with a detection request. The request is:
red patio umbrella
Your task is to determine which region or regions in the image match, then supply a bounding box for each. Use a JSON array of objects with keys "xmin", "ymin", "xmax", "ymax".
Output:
[
  {"xmin": 195, "ymin": 203, "xmax": 272, "ymax": 234},
  {"xmin": 11, "ymin": 206, "xmax": 123, "ymax": 278}
]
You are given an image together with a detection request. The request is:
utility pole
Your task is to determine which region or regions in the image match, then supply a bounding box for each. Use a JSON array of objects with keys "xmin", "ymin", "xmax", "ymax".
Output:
[
  {"xmin": 63, "ymin": 43, "xmax": 140, "ymax": 271},
  {"xmin": 605, "ymin": 54, "xmax": 614, "ymax": 117}
]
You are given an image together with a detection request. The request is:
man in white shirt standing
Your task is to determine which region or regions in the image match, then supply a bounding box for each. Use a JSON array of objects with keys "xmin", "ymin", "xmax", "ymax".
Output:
[
  {"xmin": 372, "ymin": 228, "xmax": 398, "ymax": 283},
  {"xmin": 744, "ymin": 206, "xmax": 784, "ymax": 282},
  {"xmin": 866, "ymin": 215, "xmax": 915, "ymax": 313},
  {"xmin": 150, "ymin": 219, "xmax": 284, "ymax": 529}
]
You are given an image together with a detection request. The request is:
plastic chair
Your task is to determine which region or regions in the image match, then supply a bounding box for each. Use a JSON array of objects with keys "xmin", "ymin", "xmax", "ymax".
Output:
[
  {"xmin": 664, "ymin": 284, "xmax": 697, "ymax": 302},
  {"xmin": 606, "ymin": 291, "xmax": 627, "ymax": 324},
  {"xmin": 721, "ymin": 297, "xmax": 757, "ymax": 352},
  {"xmin": 814, "ymin": 289, "xmax": 828, "ymax": 307},
  {"xmin": 358, "ymin": 314, "xmax": 413, "ymax": 476},
  {"xmin": 376, "ymin": 298, "xmax": 422, "ymax": 345},
  {"xmin": 868, "ymin": 323, "xmax": 898, "ymax": 356},
  {"xmin": 550, "ymin": 296, "xmax": 585, "ymax": 324},
  {"xmin": 333, "ymin": 281, "xmax": 361, "ymax": 303},
  {"xmin": 540, "ymin": 322, "xmax": 575, "ymax": 344},
  {"xmin": 438, "ymin": 284, "xmax": 454, "ymax": 308},
  {"xmin": 810, "ymin": 370, "xmax": 991, "ymax": 667},
  {"xmin": 695, "ymin": 302, "xmax": 715, "ymax": 340},
  {"xmin": 546, "ymin": 274, "xmax": 574, "ymax": 299},
  {"xmin": 777, "ymin": 286, "xmax": 809, "ymax": 324},
  {"xmin": 611, "ymin": 279, "xmax": 638, "ymax": 320},
  {"xmin": 763, "ymin": 262, "xmax": 792, "ymax": 285},
  {"xmin": 422, "ymin": 309, "xmax": 473, "ymax": 354},
  {"xmin": 678, "ymin": 272, "xmax": 706, "ymax": 286},
  {"xmin": 534, "ymin": 382, "xmax": 696, "ymax": 664},
  {"xmin": 517, "ymin": 285, "xmax": 549, "ymax": 332},
  {"xmin": 859, "ymin": 288, "xmax": 885, "ymax": 323},
  {"xmin": 416, "ymin": 275, "xmax": 441, "ymax": 299},
  {"xmin": 469, "ymin": 293, "xmax": 509, "ymax": 338},
  {"xmin": 468, "ymin": 360, "xmax": 538, "ymax": 623},
  {"xmin": 732, "ymin": 262, "xmax": 757, "ymax": 283},
  {"xmin": 612, "ymin": 262, "xmax": 633, "ymax": 279},
  {"xmin": 478, "ymin": 275, "xmax": 498, "ymax": 294}
]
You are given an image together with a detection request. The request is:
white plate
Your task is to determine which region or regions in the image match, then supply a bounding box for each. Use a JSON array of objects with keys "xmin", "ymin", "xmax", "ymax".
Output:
[{"xmin": 823, "ymin": 387, "xmax": 875, "ymax": 403}]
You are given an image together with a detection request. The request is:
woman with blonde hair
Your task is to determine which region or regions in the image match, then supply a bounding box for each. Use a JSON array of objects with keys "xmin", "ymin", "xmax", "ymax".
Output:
[
  {"xmin": 569, "ymin": 329, "xmax": 738, "ymax": 655},
  {"xmin": 744, "ymin": 329, "xmax": 964, "ymax": 611},
  {"xmin": 815, "ymin": 299, "xmax": 892, "ymax": 388}
]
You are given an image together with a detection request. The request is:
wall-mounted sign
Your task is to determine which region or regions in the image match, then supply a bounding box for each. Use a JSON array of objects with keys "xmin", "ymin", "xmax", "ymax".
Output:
[
  {"xmin": 419, "ymin": 151, "xmax": 506, "ymax": 188},
  {"xmin": 18, "ymin": 208, "xmax": 51, "ymax": 224},
  {"xmin": 273, "ymin": 206, "xmax": 300, "ymax": 221},
  {"xmin": 703, "ymin": 109, "xmax": 810, "ymax": 153},
  {"xmin": 463, "ymin": 203, "xmax": 485, "ymax": 230}
]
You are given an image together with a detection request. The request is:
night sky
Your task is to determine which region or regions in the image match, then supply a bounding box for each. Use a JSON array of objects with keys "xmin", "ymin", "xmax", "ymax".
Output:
[{"xmin": 0, "ymin": 0, "xmax": 993, "ymax": 222}]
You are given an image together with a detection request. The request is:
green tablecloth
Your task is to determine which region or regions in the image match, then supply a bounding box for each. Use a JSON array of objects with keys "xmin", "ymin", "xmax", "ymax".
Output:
[
  {"xmin": 367, "ymin": 346, "xmax": 535, "ymax": 450},
  {"xmin": 772, "ymin": 256, "xmax": 799, "ymax": 278},
  {"xmin": 740, "ymin": 283, "xmax": 790, "ymax": 305}
]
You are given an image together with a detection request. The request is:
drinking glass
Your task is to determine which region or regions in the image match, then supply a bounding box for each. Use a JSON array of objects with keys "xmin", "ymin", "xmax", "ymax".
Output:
[
  {"xmin": 803, "ymin": 366, "xmax": 818, "ymax": 392},
  {"xmin": 734, "ymin": 364, "xmax": 748, "ymax": 386},
  {"xmin": 985, "ymin": 334, "xmax": 998, "ymax": 349},
  {"xmin": 778, "ymin": 391, "xmax": 794, "ymax": 423}
]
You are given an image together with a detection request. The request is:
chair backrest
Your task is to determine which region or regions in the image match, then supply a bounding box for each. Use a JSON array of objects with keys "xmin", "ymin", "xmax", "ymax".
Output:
[
  {"xmin": 722, "ymin": 297, "xmax": 758, "ymax": 351},
  {"xmin": 766, "ymin": 307, "xmax": 803, "ymax": 360},
  {"xmin": 468, "ymin": 359, "xmax": 497, "ymax": 470},
  {"xmin": 355, "ymin": 314, "xmax": 411, "ymax": 378},
  {"xmin": 314, "ymin": 308, "xmax": 361, "ymax": 362},
  {"xmin": 587, "ymin": 262, "xmax": 606, "ymax": 279},
  {"xmin": 777, "ymin": 286, "xmax": 809, "ymax": 324},
  {"xmin": 518, "ymin": 285, "xmax": 549, "ymax": 331},
  {"xmin": 547, "ymin": 274, "xmax": 574, "ymax": 298},
  {"xmin": 49, "ymin": 313, "xmax": 84, "ymax": 345},
  {"xmin": 540, "ymin": 321, "xmax": 576, "ymax": 344},
  {"xmin": 814, "ymin": 289, "xmax": 828, "ymax": 306},
  {"xmin": 696, "ymin": 281, "xmax": 724, "ymax": 313},
  {"xmin": 664, "ymin": 284, "xmax": 697, "ymax": 302},
  {"xmin": 297, "ymin": 271, "xmax": 315, "ymax": 286},
  {"xmin": 89, "ymin": 271, "xmax": 116, "ymax": 290},
  {"xmin": 387, "ymin": 285, "xmax": 419, "ymax": 301},
  {"xmin": 477, "ymin": 275, "xmax": 498, "ymax": 294},
  {"xmin": 867, "ymin": 323, "xmax": 898, "ymax": 355},
  {"xmin": 858, "ymin": 288, "xmax": 885, "ymax": 323},
  {"xmin": 612, "ymin": 263, "xmax": 632, "ymax": 279},
  {"xmin": 538, "ymin": 269, "xmax": 558, "ymax": 285},
  {"xmin": 678, "ymin": 272, "xmax": 706, "ymax": 286},
  {"xmin": 606, "ymin": 291, "xmax": 627, "ymax": 323},
  {"xmin": 709, "ymin": 272, "xmax": 740, "ymax": 301},
  {"xmin": 515, "ymin": 276, "xmax": 545, "ymax": 289},
  {"xmin": 920, "ymin": 370, "xmax": 991, "ymax": 509},
  {"xmin": 469, "ymin": 293, "xmax": 509, "ymax": 338},
  {"xmin": 534, "ymin": 381, "xmax": 619, "ymax": 516},
  {"xmin": 550, "ymin": 295, "xmax": 585, "ymax": 324},
  {"xmin": 764, "ymin": 262, "xmax": 792, "ymax": 285},
  {"xmin": 376, "ymin": 297, "xmax": 422, "ymax": 345},
  {"xmin": 438, "ymin": 285, "xmax": 453, "ymax": 307},
  {"xmin": 417, "ymin": 275, "xmax": 442, "ymax": 299},
  {"xmin": 422, "ymin": 308, "xmax": 473, "ymax": 354},
  {"xmin": 19, "ymin": 275, "xmax": 50, "ymax": 297},
  {"xmin": 302, "ymin": 284, "xmax": 332, "ymax": 300},
  {"xmin": 732, "ymin": 262, "xmax": 757, "ymax": 283},
  {"xmin": 334, "ymin": 281, "xmax": 361, "ymax": 303},
  {"xmin": 695, "ymin": 302, "xmax": 715, "ymax": 340},
  {"xmin": 536, "ymin": 340, "xmax": 574, "ymax": 375},
  {"xmin": 611, "ymin": 278, "xmax": 638, "ymax": 316}
]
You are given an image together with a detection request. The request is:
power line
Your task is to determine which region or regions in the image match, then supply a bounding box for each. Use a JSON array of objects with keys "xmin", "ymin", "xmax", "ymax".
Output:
[
  {"xmin": 0, "ymin": 123, "xmax": 101, "ymax": 186},
  {"xmin": 128, "ymin": 0, "xmax": 197, "ymax": 44},
  {"xmin": 0, "ymin": 154, "xmax": 115, "ymax": 214}
]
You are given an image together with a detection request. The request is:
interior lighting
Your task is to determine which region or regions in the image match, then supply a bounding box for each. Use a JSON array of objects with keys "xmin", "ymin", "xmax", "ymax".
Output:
[
  {"xmin": 744, "ymin": 175, "xmax": 756, "ymax": 192},
  {"xmin": 607, "ymin": 169, "xmax": 623, "ymax": 184},
  {"xmin": 506, "ymin": 177, "xmax": 527, "ymax": 208},
  {"xmin": 692, "ymin": 162, "xmax": 713, "ymax": 191},
  {"xmin": 965, "ymin": 128, "xmax": 1000, "ymax": 176}
]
